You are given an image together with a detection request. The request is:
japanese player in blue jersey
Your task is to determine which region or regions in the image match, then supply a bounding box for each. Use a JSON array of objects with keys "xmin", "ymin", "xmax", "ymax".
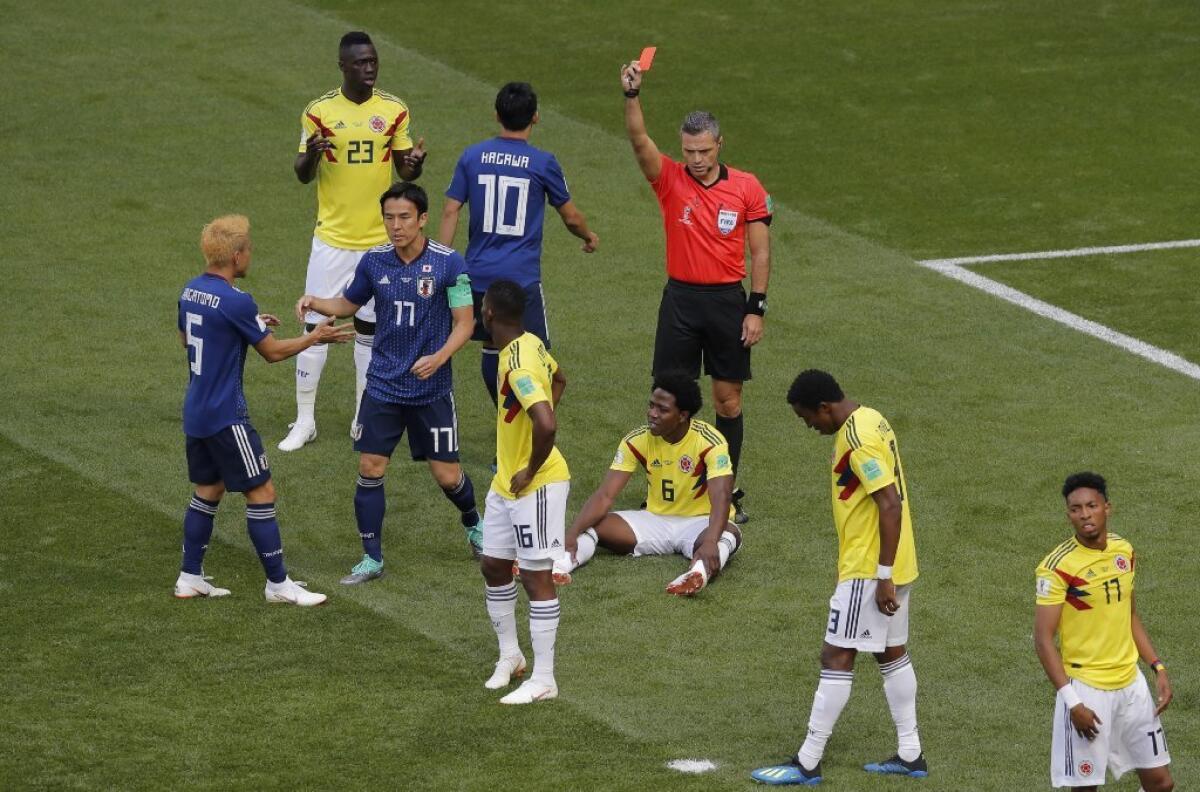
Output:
[
  {"xmin": 298, "ymin": 182, "xmax": 484, "ymax": 580},
  {"xmin": 438, "ymin": 82, "xmax": 598, "ymax": 409},
  {"xmin": 175, "ymin": 215, "xmax": 353, "ymax": 606}
]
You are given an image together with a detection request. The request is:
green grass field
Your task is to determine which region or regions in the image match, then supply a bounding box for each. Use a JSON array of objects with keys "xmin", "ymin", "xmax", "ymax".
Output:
[{"xmin": 2, "ymin": 1, "xmax": 1197, "ymax": 789}]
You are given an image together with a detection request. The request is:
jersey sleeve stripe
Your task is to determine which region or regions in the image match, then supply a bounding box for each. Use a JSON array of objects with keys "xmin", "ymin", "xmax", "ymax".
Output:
[
  {"xmin": 1045, "ymin": 543, "xmax": 1077, "ymax": 571},
  {"xmin": 846, "ymin": 417, "xmax": 862, "ymax": 449}
]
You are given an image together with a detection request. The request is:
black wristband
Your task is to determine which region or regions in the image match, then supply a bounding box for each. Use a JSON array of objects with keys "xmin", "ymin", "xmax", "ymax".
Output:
[
  {"xmin": 745, "ymin": 291, "xmax": 767, "ymax": 316},
  {"xmin": 624, "ymin": 88, "xmax": 640, "ymax": 98}
]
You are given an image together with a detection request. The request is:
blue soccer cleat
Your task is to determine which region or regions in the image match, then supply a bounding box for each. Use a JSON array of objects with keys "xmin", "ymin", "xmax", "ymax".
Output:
[
  {"xmin": 751, "ymin": 759, "xmax": 822, "ymax": 785},
  {"xmin": 864, "ymin": 754, "xmax": 928, "ymax": 777}
]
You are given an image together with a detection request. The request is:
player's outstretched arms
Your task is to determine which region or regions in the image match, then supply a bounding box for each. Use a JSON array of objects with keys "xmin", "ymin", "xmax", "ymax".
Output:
[
  {"xmin": 1034, "ymin": 603, "xmax": 1102, "ymax": 740},
  {"xmin": 565, "ymin": 470, "xmax": 631, "ymax": 558},
  {"xmin": 1131, "ymin": 595, "xmax": 1173, "ymax": 714},
  {"xmin": 621, "ymin": 62, "xmax": 661, "ymax": 181},
  {"xmin": 554, "ymin": 201, "xmax": 599, "ymax": 253},
  {"xmin": 295, "ymin": 294, "xmax": 360, "ymax": 322},
  {"xmin": 437, "ymin": 198, "xmax": 463, "ymax": 247},
  {"xmin": 295, "ymin": 132, "xmax": 332, "ymax": 184},
  {"xmin": 254, "ymin": 317, "xmax": 354, "ymax": 363}
]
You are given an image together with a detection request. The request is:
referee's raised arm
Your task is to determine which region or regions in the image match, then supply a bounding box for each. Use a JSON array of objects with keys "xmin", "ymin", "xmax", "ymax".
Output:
[{"xmin": 621, "ymin": 62, "xmax": 661, "ymax": 181}]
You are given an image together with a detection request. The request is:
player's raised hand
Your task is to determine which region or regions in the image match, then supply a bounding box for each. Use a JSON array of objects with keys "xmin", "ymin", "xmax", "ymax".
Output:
[
  {"xmin": 741, "ymin": 314, "xmax": 764, "ymax": 347},
  {"xmin": 1154, "ymin": 668, "xmax": 1172, "ymax": 715},
  {"xmin": 509, "ymin": 467, "xmax": 534, "ymax": 498},
  {"xmin": 304, "ymin": 131, "xmax": 333, "ymax": 154},
  {"xmin": 410, "ymin": 352, "xmax": 444, "ymax": 380},
  {"xmin": 257, "ymin": 314, "xmax": 281, "ymax": 328},
  {"xmin": 309, "ymin": 317, "xmax": 355, "ymax": 344},
  {"xmin": 403, "ymin": 137, "xmax": 427, "ymax": 169},
  {"xmin": 621, "ymin": 62, "xmax": 643, "ymax": 93},
  {"xmin": 1069, "ymin": 704, "xmax": 1102, "ymax": 741},
  {"xmin": 875, "ymin": 578, "xmax": 899, "ymax": 615},
  {"xmin": 581, "ymin": 231, "xmax": 599, "ymax": 253}
]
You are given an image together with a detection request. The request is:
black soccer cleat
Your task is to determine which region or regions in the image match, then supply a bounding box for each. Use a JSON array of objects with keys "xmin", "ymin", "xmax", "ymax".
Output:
[{"xmin": 732, "ymin": 488, "xmax": 749, "ymax": 525}]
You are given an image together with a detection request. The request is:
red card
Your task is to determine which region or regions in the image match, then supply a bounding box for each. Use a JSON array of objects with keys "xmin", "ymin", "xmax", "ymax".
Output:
[{"xmin": 638, "ymin": 46, "xmax": 657, "ymax": 72}]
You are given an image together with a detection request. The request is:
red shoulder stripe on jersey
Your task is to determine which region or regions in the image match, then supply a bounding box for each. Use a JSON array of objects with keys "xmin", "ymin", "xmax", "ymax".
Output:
[
  {"xmin": 380, "ymin": 110, "xmax": 410, "ymax": 162},
  {"xmin": 625, "ymin": 441, "xmax": 647, "ymax": 470},
  {"xmin": 499, "ymin": 375, "xmax": 521, "ymax": 423},
  {"xmin": 834, "ymin": 448, "xmax": 860, "ymax": 501},
  {"xmin": 691, "ymin": 446, "xmax": 712, "ymax": 498},
  {"xmin": 1055, "ymin": 568, "xmax": 1093, "ymax": 611},
  {"xmin": 306, "ymin": 113, "xmax": 338, "ymax": 162}
]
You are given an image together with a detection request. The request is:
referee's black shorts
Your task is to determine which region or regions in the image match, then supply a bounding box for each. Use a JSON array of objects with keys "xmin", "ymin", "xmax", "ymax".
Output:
[{"xmin": 652, "ymin": 278, "xmax": 751, "ymax": 382}]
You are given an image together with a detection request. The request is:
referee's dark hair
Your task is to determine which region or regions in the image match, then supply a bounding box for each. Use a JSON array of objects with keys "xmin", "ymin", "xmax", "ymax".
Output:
[
  {"xmin": 786, "ymin": 369, "xmax": 844, "ymax": 410},
  {"xmin": 339, "ymin": 31, "xmax": 374, "ymax": 53},
  {"xmin": 495, "ymin": 82, "xmax": 538, "ymax": 131},
  {"xmin": 1062, "ymin": 472, "xmax": 1108, "ymax": 501},
  {"xmin": 485, "ymin": 279, "xmax": 526, "ymax": 322},
  {"xmin": 652, "ymin": 372, "xmax": 703, "ymax": 418},
  {"xmin": 379, "ymin": 182, "xmax": 428, "ymax": 215}
]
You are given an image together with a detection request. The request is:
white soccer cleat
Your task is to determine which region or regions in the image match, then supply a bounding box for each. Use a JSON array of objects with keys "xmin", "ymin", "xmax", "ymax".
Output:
[
  {"xmin": 174, "ymin": 572, "xmax": 231, "ymax": 599},
  {"xmin": 499, "ymin": 679, "xmax": 558, "ymax": 705},
  {"xmin": 264, "ymin": 577, "xmax": 327, "ymax": 607},
  {"xmin": 484, "ymin": 654, "xmax": 527, "ymax": 690},
  {"xmin": 551, "ymin": 557, "xmax": 573, "ymax": 586},
  {"xmin": 277, "ymin": 420, "xmax": 317, "ymax": 452},
  {"xmin": 665, "ymin": 560, "xmax": 709, "ymax": 597}
]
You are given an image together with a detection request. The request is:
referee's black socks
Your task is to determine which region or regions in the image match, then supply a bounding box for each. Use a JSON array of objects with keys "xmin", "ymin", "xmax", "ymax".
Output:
[{"xmin": 715, "ymin": 413, "xmax": 744, "ymax": 478}]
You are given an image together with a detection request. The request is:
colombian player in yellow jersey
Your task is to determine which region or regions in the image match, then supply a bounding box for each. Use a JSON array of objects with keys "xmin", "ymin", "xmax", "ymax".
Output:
[
  {"xmin": 476, "ymin": 280, "xmax": 569, "ymax": 705},
  {"xmin": 554, "ymin": 373, "xmax": 741, "ymax": 596},
  {"xmin": 279, "ymin": 32, "xmax": 428, "ymax": 453},
  {"xmin": 753, "ymin": 370, "xmax": 926, "ymax": 786},
  {"xmin": 1033, "ymin": 473, "xmax": 1174, "ymax": 791}
]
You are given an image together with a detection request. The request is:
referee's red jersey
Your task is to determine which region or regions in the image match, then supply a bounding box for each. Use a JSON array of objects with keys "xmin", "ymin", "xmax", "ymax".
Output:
[{"xmin": 650, "ymin": 154, "xmax": 772, "ymax": 285}]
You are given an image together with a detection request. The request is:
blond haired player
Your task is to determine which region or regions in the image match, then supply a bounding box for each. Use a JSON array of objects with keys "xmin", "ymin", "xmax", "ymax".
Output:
[
  {"xmin": 555, "ymin": 373, "xmax": 740, "ymax": 596},
  {"xmin": 1034, "ymin": 472, "xmax": 1174, "ymax": 792},
  {"xmin": 476, "ymin": 280, "xmax": 569, "ymax": 705},
  {"xmin": 753, "ymin": 369, "xmax": 926, "ymax": 786},
  {"xmin": 281, "ymin": 31, "xmax": 427, "ymax": 452}
]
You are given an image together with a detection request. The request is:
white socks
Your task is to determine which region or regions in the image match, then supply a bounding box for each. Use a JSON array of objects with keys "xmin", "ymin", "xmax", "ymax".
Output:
[
  {"xmin": 881, "ymin": 654, "xmax": 921, "ymax": 762},
  {"xmin": 294, "ymin": 344, "xmax": 327, "ymax": 423},
  {"xmin": 528, "ymin": 598, "xmax": 560, "ymax": 685},
  {"xmin": 567, "ymin": 528, "xmax": 598, "ymax": 570},
  {"xmin": 485, "ymin": 583, "xmax": 519, "ymax": 658},
  {"xmin": 797, "ymin": 669, "xmax": 854, "ymax": 769},
  {"xmin": 717, "ymin": 530, "xmax": 739, "ymax": 569},
  {"xmin": 353, "ymin": 332, "xmax": 372, "ymax": 423}
]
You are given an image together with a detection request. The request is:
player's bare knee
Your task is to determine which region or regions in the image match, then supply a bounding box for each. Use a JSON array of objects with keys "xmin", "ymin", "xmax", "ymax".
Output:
[
  {"xmin": 819, "ymin": 642, "xmax": 856, "ymax": 671},
  {"xmin": 245, "ymin": 479, "xmax": 276, "ymax": 504},
  {"xmin": 430, "ymin": 462, "xmax": 462, "ymax": 490},
  {"xmin": 195, "ymin": 482, "xmax": 226, "ymax": 502},
  {"xmin": 480, "ymin": 555, "xmax": 514, "ymax": 585},
  {"xmin": 725, "ymin": 523, "xmax": 742, "ymax": 545},
  {"xmin": 358, "ymin": 454, "xmax": 388, "ymax": 478},
  {"xmin": 873, "ymin": 645, "xmax": 907, "ymax": 664},
  {"xmin": 518, "ymin": 564, "xmax": 555, "ymax": 599},
  {"xmin": 1142, "ymin": 772, "xmax": 1173, "ymax": 792}
]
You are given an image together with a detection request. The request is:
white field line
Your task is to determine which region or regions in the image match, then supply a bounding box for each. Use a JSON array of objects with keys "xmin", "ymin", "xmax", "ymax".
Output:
[
  {"xmin": 919, "ymin": 238, "xmax": 1200, "ymax": 266},
  {"xmin": 918, "ymin": 260, "xmax": 1200, "ymax": 381}
]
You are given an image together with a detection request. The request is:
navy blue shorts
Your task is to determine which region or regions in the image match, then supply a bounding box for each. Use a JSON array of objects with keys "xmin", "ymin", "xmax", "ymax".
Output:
[
  {"xmin": 353, "ymin": 392, "xmax": 461, "ymax": 461},
  {"xmin": 472, "ymin": 283, "xmax": 551, "ymax": 348},
  {"xmin": 186, "ymin": 423, "xmax": 272, "ymax": 492}
]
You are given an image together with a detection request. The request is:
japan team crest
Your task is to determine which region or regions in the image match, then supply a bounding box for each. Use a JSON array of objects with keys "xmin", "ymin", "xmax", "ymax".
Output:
[
  {"xmin": 716, "ymin": 208, "xmax": 739, "ymax": 235},
  {"xmin": 1114, "ymin": 554, "xmax": 1130, "ymax": 572},
  {"xmin": 417, "ymin": 277, "xmax": 435, "ymax": 299},
  {"xmin": 679, "ymin": 455, "xmax": 694, "ymax": 474},
  {"xmin": 369, "ymin": 115, "xmax": 387, "ymax": 133}
]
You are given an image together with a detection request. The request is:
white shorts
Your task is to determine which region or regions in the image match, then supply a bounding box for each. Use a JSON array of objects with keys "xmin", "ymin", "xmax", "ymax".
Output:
[
  {"xmin": 482, "ymin": 480, "xmax": 570, "ymax": 568},
  {"xmin": 304, "ymin": 236, "xmax": 375, "ymax": 323},
  {"xmin": 823, "ymin": 578, "xmax": 911, "ymax": 653},
  {"xmin": 616, "ymin": 510, "xmax": 714, "ymax": 557},
  {"xmin": 1050, "ymin": 675, "xmax": 1170, "ymax": 787}
]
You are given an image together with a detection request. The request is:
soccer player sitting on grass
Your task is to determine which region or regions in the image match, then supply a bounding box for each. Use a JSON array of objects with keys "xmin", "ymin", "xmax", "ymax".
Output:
[
  {"xmin": 175, "ymin": 214, "xmax": 353, "ymax": 606},
  {"xmin": 554, "ymin": 373, "xmax": 741, "ymax": 596},
  {"xmin": 296, "ymin": 182, "xmax": 482, "ymax": 582}
]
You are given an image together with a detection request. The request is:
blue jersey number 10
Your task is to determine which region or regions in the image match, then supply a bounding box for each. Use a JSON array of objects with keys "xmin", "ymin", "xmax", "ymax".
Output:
[{"xmin": 477, "ymin": 175, "xmax": 530, "ymax": 237}]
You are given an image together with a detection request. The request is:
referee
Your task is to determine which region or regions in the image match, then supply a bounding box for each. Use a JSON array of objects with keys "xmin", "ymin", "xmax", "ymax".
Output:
[{"xmin": 621, "ymin": 59, "xmax": 772, "ymax": 524}]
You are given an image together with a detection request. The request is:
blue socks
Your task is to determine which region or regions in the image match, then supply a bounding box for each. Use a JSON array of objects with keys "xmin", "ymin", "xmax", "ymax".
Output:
[
  {"xmin": 245, "ymin": 502, "xmax": 287, "ymax": 583},
  {"xmin": 181, "ymin": 494, "xmax": 219, "ymax": 574},
  {"xmin": 355, "ymin": 474, "xmax": 386, "ymax": 562},
  {"xmin": 442, "ymin": 471, "xmax": 479, "ymax": 527}
]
